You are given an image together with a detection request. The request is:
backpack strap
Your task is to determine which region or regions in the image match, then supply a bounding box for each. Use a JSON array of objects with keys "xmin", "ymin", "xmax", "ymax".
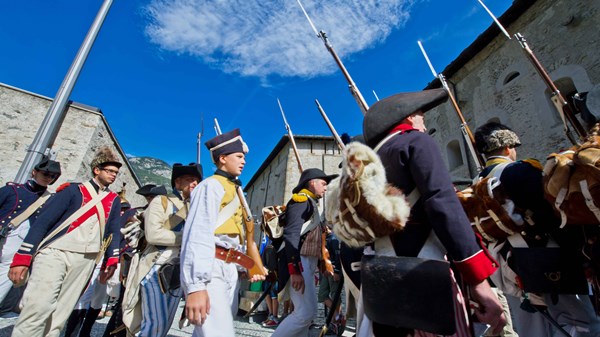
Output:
[{"xmin": 38, "ymin": 184, "xmax": 109, "ymax": 249}]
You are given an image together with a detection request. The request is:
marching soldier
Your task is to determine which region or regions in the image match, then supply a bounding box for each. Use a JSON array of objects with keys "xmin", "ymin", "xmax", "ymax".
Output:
[
  {"xmin": 0, "ymin": 158, "xmax": 61, "ymax": 303},
  {"xmin": 272, "ymin": 168, "xmax": 338, "ymax": 337},
  {"xmin": 181, "ymin": 128, "xmax": 264, "ymax": 337},
  {"xmin": 474, "ymin": 122, "xmax": 600, "ymax": 337},
  {"xmin": 8, "ymin": 146, "xmax": 122, "ymax": 337},
  {"xmin": 122, "ymin": 163, "xmax": 202, "ymax": 336},
  {"xmin": 102, "ymin": 184, "xmax": 167, "ymax": 337},
  {"xmin": 360, "ymin": 89, "xmax": 506, "ymax": 336}
]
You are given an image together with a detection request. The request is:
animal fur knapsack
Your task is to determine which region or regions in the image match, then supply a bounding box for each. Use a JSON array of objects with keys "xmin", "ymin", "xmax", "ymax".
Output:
[
  {"xmin": 456, "ymin": 165, "xmax": 528, "ymax": 243},
  {"xmin": 326, "ymin": 142, "xmax": 411, "ymax": 248},
  {"xmin": 544, "ymin": 126, "xmax": 600, "ymax": 226}
]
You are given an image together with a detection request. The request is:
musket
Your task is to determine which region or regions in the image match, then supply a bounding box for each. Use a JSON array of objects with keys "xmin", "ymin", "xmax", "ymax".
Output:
[
  {"xmin": 417, "ymin": 40, "xmax": 486, "ymax": 172},
  {"xmin": 477, "ymin": 0, "xmax": 587, "ymax": 144},
  {"xmin": 315, "ymin": 99, "xmax": 345, "ymax": 152},
  {"xmin": 277, "ymin": 99, "xmax": 305, "ymax": 172},
  {"xmin": 297, "ymin": 0, "xmax": 369, "ymax": 115},
  {"xmin": 213, "ymin": 118, "xmax": 267, "ymax": 278}
]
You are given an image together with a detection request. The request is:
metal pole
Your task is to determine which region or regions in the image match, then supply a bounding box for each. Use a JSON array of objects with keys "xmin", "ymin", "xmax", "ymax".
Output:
[{"xmin": 14, "ymin": 0, "xmax": 114, "ymax": 183}]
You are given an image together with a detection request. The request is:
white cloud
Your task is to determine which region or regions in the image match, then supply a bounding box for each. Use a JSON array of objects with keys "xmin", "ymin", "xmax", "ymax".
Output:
[{"xmin": 143, "ymin": 0, "xmax": 413, "ymax": 78}]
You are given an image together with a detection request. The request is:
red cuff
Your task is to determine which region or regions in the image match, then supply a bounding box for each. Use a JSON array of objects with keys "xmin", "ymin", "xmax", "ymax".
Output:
[
  {"xmin": 287, "ymin": 262, "xmax": 304, "ymax": 275},
  {"xmin": 454, "ymin": 250, "xmax": 498, "ymax": 285},
  {"xmin": 11, "ymin": 253, "xmax": 32, "ymax": 268},
  {"xmin": 106, "ymin": 257, "xmax": 119, "ymax": 268}
]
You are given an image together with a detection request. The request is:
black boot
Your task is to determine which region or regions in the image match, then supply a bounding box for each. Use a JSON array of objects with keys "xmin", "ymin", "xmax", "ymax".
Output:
[
  {"xmin": 78, "ymin": 307, "xmax": 102, "ymax": 337},
  {"xmin": 64, "ymin": 309, "xmax": 86, "ymax": 337}
]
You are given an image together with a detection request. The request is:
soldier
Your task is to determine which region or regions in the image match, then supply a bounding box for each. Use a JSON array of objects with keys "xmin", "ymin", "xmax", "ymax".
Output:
[
  {"xmin": 8, "ymin": 146, "xmax": 122, "ymax": 337},
  {"xmin": 271, "ymin": 168, "xmax": 338, "ymax": 337},
  {"xmin": 102, "ymin": 184, "xmax": 167, "ymax": 337},
  {"xmin": 0, "ymin": 158, "xmax": 61, "ymax": 304},
  {"xmin": 122, "ymin": 163, "xmax": 202, "ymax": 336},
  {"xmin": 474, "ymin": 122, "xmax": 600, "ymax": 337},
  {"xmin": 181, "ymin": 128, "xmax": 263, "ymax": 337},
  {"xmin": 360, "ymin": 89, "xmax": 506, "ymax": 336}
]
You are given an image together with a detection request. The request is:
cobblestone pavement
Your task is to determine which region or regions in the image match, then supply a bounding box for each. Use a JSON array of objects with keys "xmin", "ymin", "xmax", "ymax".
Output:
[{"xmin": 0, "ymin": 302, "xmax": 356, "ymax": 337}]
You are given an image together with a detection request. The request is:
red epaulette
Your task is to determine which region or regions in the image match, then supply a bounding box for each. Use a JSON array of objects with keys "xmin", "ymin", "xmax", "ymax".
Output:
[{"xmin": 56, "ymin": 182, "xmax": 71, "ymax": 192}]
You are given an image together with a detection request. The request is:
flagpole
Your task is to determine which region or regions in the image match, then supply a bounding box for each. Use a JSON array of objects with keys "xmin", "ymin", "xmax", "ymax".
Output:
[{"xmin": 14, "ymin": 0, "xmax": 114, "ymax": 183}]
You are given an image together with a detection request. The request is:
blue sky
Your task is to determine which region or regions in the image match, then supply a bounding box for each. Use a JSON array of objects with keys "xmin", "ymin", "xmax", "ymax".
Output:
[{"xmin": 0, "ymin": 0, "xmax": 511, "ymax": 182}]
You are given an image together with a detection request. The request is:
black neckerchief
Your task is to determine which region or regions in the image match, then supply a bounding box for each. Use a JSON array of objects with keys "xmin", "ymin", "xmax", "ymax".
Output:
[
  {"xmin": 214, "ymin": 169, "xmax": 242, "ymax": 186},
  {"xmin": 26, "ymin": 180, "xmax": 47, "ymax": 196}
]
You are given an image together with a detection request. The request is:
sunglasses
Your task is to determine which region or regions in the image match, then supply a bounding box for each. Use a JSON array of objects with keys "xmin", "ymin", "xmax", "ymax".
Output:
[{"xmin": 41, "ymin": 172, "xmax": 59, "ymax": 179}]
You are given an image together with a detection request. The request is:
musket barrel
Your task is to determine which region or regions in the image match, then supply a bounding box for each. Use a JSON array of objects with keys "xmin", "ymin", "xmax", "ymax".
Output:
[
  {"xmin": 315, "ymin": 99, "xmax": 345, "ymax": 151},
  {"xmin": 277, "ymin": 99, "xmax": 305, "ymax": 172}
]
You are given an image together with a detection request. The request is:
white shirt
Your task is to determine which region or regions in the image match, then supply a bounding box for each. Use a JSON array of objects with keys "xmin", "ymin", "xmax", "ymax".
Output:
[{"xmin": 180, "ymin": 177, "xmax": 241, "ymax": 294}]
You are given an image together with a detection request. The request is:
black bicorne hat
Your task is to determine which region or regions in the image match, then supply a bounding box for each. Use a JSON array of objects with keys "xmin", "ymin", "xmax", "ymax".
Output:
[
  {"xmin": 363, "ymin": 88, "xmax": 448, "ymax": 148},
  {"xmin": 205, "ymin": 128, "xmax": 249, "ymax": 164},
  {"xmin": 136, "ymin": 184, "xmax": 167, "ymax": 197},
  {"xmin": 34, "ymin": 158, "xmax": 62, "ymax": 184},
  {"xmin": 292, "ymin": 168, "xmax": 339, "ymax": 194},
  {"xmin": 171, "ymin": 163, "xmax": 203, "ymax": 188}
]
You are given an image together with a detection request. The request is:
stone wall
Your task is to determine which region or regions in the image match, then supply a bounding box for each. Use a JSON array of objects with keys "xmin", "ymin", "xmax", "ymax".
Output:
[
  {"xmin": 426, "ymin": 0, "xmax": 600, "ymax": 180},
  {"xmin": 246, "ymin": 136, "xmax": 342, "ymax": 220},
  {"xmin": 0, "ymin": 83, "xmax": 144, "ymax": 207}
]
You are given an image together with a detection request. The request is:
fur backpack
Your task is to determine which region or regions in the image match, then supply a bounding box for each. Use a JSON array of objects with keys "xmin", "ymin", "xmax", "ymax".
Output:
[
  {"xmin": 261, "ymin": 205, "xmax": 286, "ymax": 240},
  {"xmin": 325, "ymin": 141, "xmax": 411, "ymax": 248},
  {"xmin": 543, "ymin": 126, "xmax": 600, "ymax": 226},
  {"xmin": 456, "ymin": 163, "xmax": 530, "ymax": 243}
]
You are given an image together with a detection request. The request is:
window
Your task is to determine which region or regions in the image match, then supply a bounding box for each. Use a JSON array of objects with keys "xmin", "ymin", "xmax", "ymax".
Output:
[
  {"xmin": 503, "ymin": 72, "xmax": 520, "ymax": 85},
  {"xmin": 446, "ymin": 140, "xmax": 463, "ymax": 170}
]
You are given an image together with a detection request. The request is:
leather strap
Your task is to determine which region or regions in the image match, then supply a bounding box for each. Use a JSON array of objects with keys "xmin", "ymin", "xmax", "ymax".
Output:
[
  {"xmin": 8, "ymin": 190, "xmax": 52, "ymax": 229},
  {"xmin": 215, "ymin": 246, "xmax": 254, "ymax": 269}
]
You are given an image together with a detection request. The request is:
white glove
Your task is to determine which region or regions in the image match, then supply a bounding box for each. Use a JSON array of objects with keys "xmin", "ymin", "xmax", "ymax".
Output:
[{"xmin": 120, "ymin": 219, "xmax": 144, "ymax": 249}]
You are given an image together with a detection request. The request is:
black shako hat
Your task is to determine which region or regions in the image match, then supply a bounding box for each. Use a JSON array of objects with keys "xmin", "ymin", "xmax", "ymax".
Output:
[
  {"xmin": 171, "ymin": 163, "xmax": 203, "ymax": 189},
  {"xmin": 136, "ymin": 184, "xmax": 167, "ymax": 197},
  {"xmin": 292, "ymin": 168, "xmax": 339, "ymax": 194},
  {"xmin": 205, "ymin": 128, "xmax": 249, "ymax": 164},
  {"xmin": 363, "ymin": 88, "xmax": 448, "ymax": 148},
  {"xmin": 34, "ymin": 158, "xmax": 62, "ymax": 184}
]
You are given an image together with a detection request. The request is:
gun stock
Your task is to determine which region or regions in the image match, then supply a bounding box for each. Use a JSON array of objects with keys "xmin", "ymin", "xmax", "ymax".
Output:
[{"xmin": 236, "ymin": 187, "xmax": 268, "ymax": 277}]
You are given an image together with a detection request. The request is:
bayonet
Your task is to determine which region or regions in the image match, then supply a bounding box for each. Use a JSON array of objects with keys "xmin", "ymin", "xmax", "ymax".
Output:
[
  {"xmin": 315, "ymin": 99, "xmax": 345, "ymax": 152},
  {"xmin": 417, "ymin": 40, "xmax": 485, "ymax": 173},
  {"xmin": 476, "ymin": 0, "xmax": 511, "ymax": 40},
  {"xmin": 372, "ymin": 90, "xmax": 380, "ymax": 102},
  {"xmin": 277, "ymin": 99, "xmax": 304, "ymax": 172},
  {"xmin": 296, "ymin": 0, "xmax": 369, "ymax": 115},
  {"xmin": 476, "ymin": 0, "xmax": 586, "ymax": 143},
  {"xmin": 213, "ymin": 118, "xmax": 222, "ymax": 135}
]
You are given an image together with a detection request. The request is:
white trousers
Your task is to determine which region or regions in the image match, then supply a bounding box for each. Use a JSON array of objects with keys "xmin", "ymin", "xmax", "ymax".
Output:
[
  {"xmin": 192, "ymin": 259, "xmax": 239, "ymax": 337},
  {"xmin": 12, "ymin": 248, "xmax": 96, "ymax": 337},
  {"xmin": 0, "ymin": 220, "xmax": 30, "ymax": 302},
  {"xmin": 507, "ymin": 293, "xmax": 600, "ymax": 337},
  {"xmin": 74, "ymin": 263, "xmax": 108, "ymax": 310},
  {"xmin": 272, "ymin": 255, "xmax": 318, "ymax": 337}
]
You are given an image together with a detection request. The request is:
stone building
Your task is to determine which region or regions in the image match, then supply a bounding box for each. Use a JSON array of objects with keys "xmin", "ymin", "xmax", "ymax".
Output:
[
  {"xmin": 423, "ymin": 0, "xmax": 600, "ymax": 180},
  {"xmin": 244, "ymin": 135, "xmax": 342, "ymax": 221},
  {"xmin": 0, "ymin": 82, "xmax": 145, "ymax": 206}
]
